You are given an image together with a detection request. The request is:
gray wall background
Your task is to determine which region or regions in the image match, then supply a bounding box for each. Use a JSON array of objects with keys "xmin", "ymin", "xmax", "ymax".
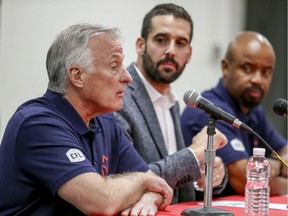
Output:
[{"xmin": 245, "ymin": 0, "xmax": 287, "ymax": 139}]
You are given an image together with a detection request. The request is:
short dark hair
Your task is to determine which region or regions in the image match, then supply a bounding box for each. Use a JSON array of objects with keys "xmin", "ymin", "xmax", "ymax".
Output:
[{"xmin": 141, "ymin": 3, "xmax": 194, "ymax": 43}]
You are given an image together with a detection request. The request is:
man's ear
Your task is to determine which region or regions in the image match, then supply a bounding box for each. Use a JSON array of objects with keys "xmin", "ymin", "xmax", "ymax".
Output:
[
  {"xmin": 221, "ymin": 59, "xmax": 229, "ymax": 77},
  {"xmin": 68, "ymin": 66, "xmax": 85, "ymax": 87},
  {"xmin": 136, "ymin": 37, "xmax": 145, "ymax": 56},
  {"xmin": 186, "ymin": 46, "xmax": 192, "ymax": 63}
]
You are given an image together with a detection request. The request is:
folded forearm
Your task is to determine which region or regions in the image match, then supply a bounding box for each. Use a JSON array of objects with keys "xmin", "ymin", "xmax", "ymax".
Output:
[
  {"xmin": 106, "ymin": 172, "xmax": 149, "ymax": 208},
  {"xmin": 149, "ymin": 148, "xmax": 201, "ymax": 189},
  {"xmin": 269, "ymin": 176, "xmax": 288, "ymax": 195}
]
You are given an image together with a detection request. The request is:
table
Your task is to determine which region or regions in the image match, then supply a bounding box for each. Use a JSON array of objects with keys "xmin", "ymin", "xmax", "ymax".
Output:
[{"xmin": 156, "ymin": 195, "xmax": 288, "ymax": 216}]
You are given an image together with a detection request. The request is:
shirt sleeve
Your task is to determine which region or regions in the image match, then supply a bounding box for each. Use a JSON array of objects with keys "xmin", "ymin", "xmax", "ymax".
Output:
[
  {"xmin": 102, "ymin": 115, "xmax": 150, "ymax": 174},
  {"xmin": 15, "ymin": 114, "xmax": 97, "ymax": 195}
]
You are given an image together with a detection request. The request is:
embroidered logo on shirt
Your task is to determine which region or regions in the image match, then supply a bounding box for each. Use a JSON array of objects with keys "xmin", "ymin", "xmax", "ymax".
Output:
[
  {"xmin": 66, "ymin": 149, "xmax": 85, "ymax": 162},
  {"xmin": 230, "ymin": 138, "xmax": 245, "ymax": 152}
]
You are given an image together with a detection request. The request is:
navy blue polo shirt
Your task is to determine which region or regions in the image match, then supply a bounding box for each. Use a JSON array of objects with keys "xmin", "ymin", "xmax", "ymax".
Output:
[
  {"xmin": 181, "ymin": 79, "xmax": 287, "ymax": 165},
  {"xmin": 0, "ymin": 90, "xmax": 149, "ymax": 215}
]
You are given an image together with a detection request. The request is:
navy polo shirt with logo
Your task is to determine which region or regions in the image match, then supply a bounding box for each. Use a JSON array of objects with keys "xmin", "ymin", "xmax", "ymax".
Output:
[
  {"xmin": 0, "ymin": 90, "xmax": 149, "ymax": 215},
  {"xmin": 181, "ymin": 79, "xmax": 286, "ymax": 166},
  {"xmin": 181, "ymin": 79, "xmax": 287, "ymax": 196}
]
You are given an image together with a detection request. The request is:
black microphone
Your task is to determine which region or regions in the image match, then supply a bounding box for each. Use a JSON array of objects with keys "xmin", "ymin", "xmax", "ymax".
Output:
[
  {"xmin": 183, "ymin": 89, "xmax": 288, "ymax": 168},
  {"xmin": 273, "ymin": 99, "xmax": 287, "ymax": 117},
  {"xmin": 183, "ymin": 89, "xmax": 253, "ymax": 133}
]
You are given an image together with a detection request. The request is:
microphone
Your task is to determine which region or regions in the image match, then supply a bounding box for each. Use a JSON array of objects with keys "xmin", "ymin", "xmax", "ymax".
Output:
[
  {"xmin": 273, "ymin": 99, "xmax": 287, "ymax": 117},
  {"xmin": 183, "ymin": 89, "xmax": 253, "ymax": 133},
  {"xmin": 183, "ymin": 89, "xmax": 288, "ymax": 168}
]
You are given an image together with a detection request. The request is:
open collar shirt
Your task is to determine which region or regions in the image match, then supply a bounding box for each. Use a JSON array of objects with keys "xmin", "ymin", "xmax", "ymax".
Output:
[{"xmin": 134, "ymin": 65, "xmax": 178, "ymax": 155}]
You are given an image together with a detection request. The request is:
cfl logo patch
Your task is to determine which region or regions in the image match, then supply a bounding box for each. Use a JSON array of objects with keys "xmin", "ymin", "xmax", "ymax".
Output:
[
  {"xmin": 66, "ymin": 149, "xmax": 86, "ymax": 162},
  {"xmin": 230, "ymin": 138, "xmax": 245, "ymax": 152}
]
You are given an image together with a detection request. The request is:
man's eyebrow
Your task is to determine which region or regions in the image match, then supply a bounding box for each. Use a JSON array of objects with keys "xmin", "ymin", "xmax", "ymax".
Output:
[
  {"xmin": 109, "ymin": 52, "xmax": 125, "ymax": 60},
  {"xmin": 154, "ymin": 33, "xmax": 189, "ymax": 43}
]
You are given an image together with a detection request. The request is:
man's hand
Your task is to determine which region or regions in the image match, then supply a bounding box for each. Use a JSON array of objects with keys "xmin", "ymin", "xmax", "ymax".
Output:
[
  {"xmin": 120, "ymin": 171, "xmax": 173, "ymax": 216},
  {"xmin": 194, "ymin": 156, "xmax": 226, "ymax": 189},
  {"xmin": 144, "ymin": 171, "xmax": 173, "ymax": 209},
  {"xmin": 267, "ymin": 158, "xmax": 281, "ymax": 179},
  {"xmin": 120, "ymin": 192, "xmax": 162, "ymax": 216},
  {"xmin": 212, "ymin": 156, "xmax": 225, "ymax": 187},
  {"xmin": 281, "ymin": 164, "xmax": 287, "ymax": 177},
  {"xmin": 189, "ymin": 126, "xmax": 228, "ymax": 162},
  {"xmin": 279, "ymin": 145, "xmax": 288, "ymax": 177}
]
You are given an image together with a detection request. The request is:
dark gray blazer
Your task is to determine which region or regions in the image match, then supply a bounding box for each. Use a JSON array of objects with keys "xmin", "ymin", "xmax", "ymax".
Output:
[{"xmin": 114, "ymin": 63, "xmax": 201, "ymax": 203}]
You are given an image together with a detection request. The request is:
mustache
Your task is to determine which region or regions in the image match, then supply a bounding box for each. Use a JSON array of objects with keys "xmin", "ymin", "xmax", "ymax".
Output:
[
  {"xmin": 246, "ymin": 85, "xmax": 264, "ymax": 94},
  {"xmin": 157, "ymin": 57, "xmax": 179, "ymax": 69}
]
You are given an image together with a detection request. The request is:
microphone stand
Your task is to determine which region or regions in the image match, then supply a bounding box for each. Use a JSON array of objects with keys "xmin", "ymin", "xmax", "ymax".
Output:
[{"xmin": 181, "ymin": 116, "xmax": 233, "ymax": 215}]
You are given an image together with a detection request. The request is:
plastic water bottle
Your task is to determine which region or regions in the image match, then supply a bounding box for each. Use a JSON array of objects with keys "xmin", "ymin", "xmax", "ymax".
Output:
[{"xmin": 244, "ymin": 148, "xmax": 270, "ymax": 215}]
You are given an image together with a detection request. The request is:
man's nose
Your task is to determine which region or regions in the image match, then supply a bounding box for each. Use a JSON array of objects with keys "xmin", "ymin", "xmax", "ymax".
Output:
[
  {"xmin": 165, "ymin": 42, "xmax": 176, "ymax": 58},
  {"xmin": 120, "ymin": 67, "xmax": 133, "ymax": 84},
  {"xmin": 251, "ymin": 70, "xmax": 264, "ymax": 85}
]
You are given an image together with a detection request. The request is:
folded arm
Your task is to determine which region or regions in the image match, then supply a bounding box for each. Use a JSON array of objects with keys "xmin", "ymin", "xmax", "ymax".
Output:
[{"xmin": 58, "ymin": 171, "xmax": 173, "ymax": 215}]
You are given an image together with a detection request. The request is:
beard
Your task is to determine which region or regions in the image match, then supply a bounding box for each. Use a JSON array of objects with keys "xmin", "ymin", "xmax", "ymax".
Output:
[
  {"xmin": 238, "ymin": 85, "xmax": 264, "ymax": 108},
  {"xmin": 142, "ymin": 49, "xmax": 186, "ymax": 84}
]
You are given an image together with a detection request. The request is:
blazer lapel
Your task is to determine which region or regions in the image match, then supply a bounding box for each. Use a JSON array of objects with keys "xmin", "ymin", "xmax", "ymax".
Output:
[
  {"xmin": 170, "ymin": 103, "xmax": 185, "ymax": 150},
  {"xmin": 127, "ymin": 63, "xmax": 168, "ymax": 157}
]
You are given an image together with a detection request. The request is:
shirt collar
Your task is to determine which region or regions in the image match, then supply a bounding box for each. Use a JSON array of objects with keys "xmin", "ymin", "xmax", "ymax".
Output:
[
  {"xmin": 133, "ymin": 64, "xmax": 177, "ymax": 109},
  {"xmin": 44, "ymin": 90, "xmax": 99, "ymax": 136},
  {"xmin": 217, "ymin": 79, "xmax": 258, "ymax": 122}
]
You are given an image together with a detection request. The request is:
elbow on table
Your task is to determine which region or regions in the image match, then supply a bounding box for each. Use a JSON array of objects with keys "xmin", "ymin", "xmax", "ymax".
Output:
[
  {"xmin": 229, "ymin": 178, "xmax": 246, "ymax": 195},
  {"xmin": 70, "ymin": 189, "xmax": 127, "ymax": 215},
  {"xmin": 83, "ymin": 201, "xmax": 124, "ymax": 216}
]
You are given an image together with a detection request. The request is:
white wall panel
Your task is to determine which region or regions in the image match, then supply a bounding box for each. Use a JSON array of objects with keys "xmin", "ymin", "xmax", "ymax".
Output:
[{"xmin": 0, "ymin": 0, "xmax": 245, "ymax": 139}]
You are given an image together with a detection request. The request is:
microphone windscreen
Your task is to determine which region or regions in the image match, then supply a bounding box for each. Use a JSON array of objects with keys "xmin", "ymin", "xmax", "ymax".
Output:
[
  {"xmin": 183, "ymin": 89, "xmax": 200, "ymax": 107},
  {"xmin": 273, "ymin": 99, "xmax": 287, "ymax": 116}
]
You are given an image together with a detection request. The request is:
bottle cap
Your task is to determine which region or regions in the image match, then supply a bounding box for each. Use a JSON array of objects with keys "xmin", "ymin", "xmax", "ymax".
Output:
[{"xmin": 253, "ymin": 147, "xmax": 265, "ymax": 156}]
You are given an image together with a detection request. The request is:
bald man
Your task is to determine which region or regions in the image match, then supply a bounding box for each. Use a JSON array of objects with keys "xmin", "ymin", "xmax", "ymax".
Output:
[{"xmin": 181, "ymin": 31, "xmax": 287, "ymax": 196}]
